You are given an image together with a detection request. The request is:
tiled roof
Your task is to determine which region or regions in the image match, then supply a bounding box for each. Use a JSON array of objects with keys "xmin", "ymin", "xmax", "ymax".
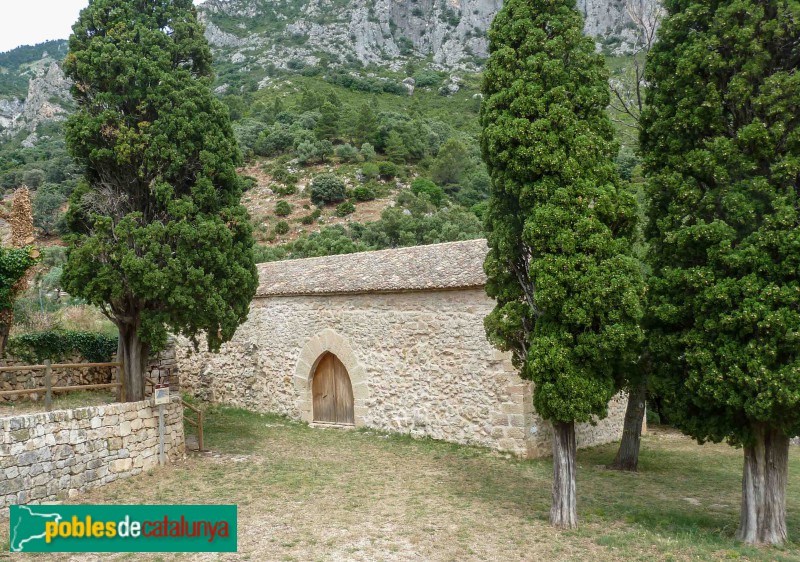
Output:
[{"xmin": 256, "ymin": 238, "xmax": 489, "ymax": 297}]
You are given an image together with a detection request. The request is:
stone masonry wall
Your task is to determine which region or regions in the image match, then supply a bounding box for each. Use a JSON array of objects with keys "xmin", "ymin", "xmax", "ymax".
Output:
[
  {"xmin": 177, "ymin": 288, "xmax": 626, "ymax": 458},
  {"xmin": 0, "ymin": 354, "xmax": 113, "ymax": 402},
  {"xmin": 0, "ymin": 398, "xmax": 184, "ymax": 510},
  {"xmin": 145, "ymin": 339, "xmax": 180, "ymax": 396}
]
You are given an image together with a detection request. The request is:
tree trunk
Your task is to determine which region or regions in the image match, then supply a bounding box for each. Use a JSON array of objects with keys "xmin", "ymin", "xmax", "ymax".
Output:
[
  {"xmin": 0, "ymin": 307, "xmax": 14, "ymax": 359},
  {"xmin": 0, "ymin": 321, "xmax": 9, "ymax": 359},
  {"xmin": 611, "ymin": 381, "xmax": 647, "ymax": 471},
  {"xmin": 118, "ymin": 323, "xmax": 150, "ymax": 402},
  {"xmin": 551, "ymin": 421, "xmax": 578, "ymax": 529},
  {"xmin": 736, "ymin": 424, "xmax": 789, "ymax": 545}
]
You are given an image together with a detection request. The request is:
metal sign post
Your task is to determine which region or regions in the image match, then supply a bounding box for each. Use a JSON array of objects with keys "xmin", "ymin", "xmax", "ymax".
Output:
[{"xmin": 154, "ymin": 383, "xmax": 170, "ymax": 466}]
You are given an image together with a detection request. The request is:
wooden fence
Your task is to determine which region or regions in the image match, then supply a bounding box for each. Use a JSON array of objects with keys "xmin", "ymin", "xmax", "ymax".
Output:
[{"xmin": 0, "ymin": 361, "xmax": 124, "ymax": 410}]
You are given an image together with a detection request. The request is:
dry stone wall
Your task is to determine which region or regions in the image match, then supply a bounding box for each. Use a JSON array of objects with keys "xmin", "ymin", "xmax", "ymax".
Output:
[
  {"xmin": 0, "ymin": 355, "xmax": 113, "ymax": 402},
  {"xmin": 1, "ymin": 345, "xmax": 180, "ymax": 403},
  {"xmin": 0, "ymin": 399, "xmax": 184, "ymax": 510},
  {"xmin": 177, "ymin": 288, "xmax": 626, "ymax": 458}
]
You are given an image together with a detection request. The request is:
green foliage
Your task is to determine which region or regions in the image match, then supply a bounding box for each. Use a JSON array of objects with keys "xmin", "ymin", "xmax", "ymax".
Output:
[
  {"xmin": 274, "ymin": 220, "xmax": 290, "ymax": 235},
  {"xmin": 361, "ymin": 162, "xmax": 380, "ymax": 180},
  {"xmin": 6, "ymin": 330, "xmax": 117, "ymax": 363},
  {"xmin": 273, "ymin": 184, "xmax": 297, "ymax": 196},
  {"xmin": 240, "ymin": 175, "xmax": 257, "ymax": 191},
  {"xmin": 22, "ymin": 169, "xmax": 45, "ymax": 189},
  {"xmin": 431, "ymin": 138, "xmax": 468, "ymax": 185},
  {"xmin": 413, "ymin": 70, "xmax": 443, "ymax": 89},
  {"xmin": 349, "ymin": 103, "xmax": 378, "ymax": 146},
  {"xmin": 0, "ymin": 248, "xmax": 37, "ymax": 311},
  {"xmin": 270, "ymin": 166, "xmax": 299, "ymax": 186},
  {"xmin": 360, "ymin": 142, "xmax": 376, "ymax": 161},
  {"xmin": 352, "ymin": 185, "xmax": 376, "ymax": 202},
  {"xmin": 256, "ymin": 191, "xmax": 482, "ymax": 262},
  {"xmin": 316, "ymin": 102, "xmax": 341, "ymax": 140},
  {"xmin": 61, "ymin": 0, "xmax": 258, "ymax": 353},
  {"xmin": 33, "ymin": 183, "xmax": 66, "ymax": 236},
  {"xmin": 641, "ymin": 0, "xmax": 800, "ymax": 444},
  {"xmin": 385, "ymin": 130, "xmax": 409, "ymax": 163},
  {"xmin": 378, "ymin": 161, "xmax": 398, "ymax": 179},
  {"xmin": 335, "ymin": 201, "xmax": 356, "ymax": 217},
  {"xmin": 646, "ymin": 405, "xmax": 661, "ymax": 426},
  {"xmin": 310, "ymin": 173, "xmax": 346, "ymax": 205},
  {"xmin": 275, "ymin": 200, "xmax": 292, "ymax": 217},
  {"xmin": 480, "ymin": 0, "xmax": 645, "ymax": 424},
  {"xmin": 410, "ymin": 178, "xmax": 445, "ymax": 207},
  {"xmin": 335, "ymin": 143, "xmax": 360, "ymax": 162}
]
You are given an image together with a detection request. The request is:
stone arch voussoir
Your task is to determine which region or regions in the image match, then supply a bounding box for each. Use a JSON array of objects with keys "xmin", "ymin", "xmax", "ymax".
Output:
[{"xmin": 294, "ymin": 329, "xmax": 368, "ymax": 426}]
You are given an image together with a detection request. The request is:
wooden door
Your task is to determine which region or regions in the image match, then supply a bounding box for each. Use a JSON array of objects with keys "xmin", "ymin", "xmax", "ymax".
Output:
[{"xmin": 312, "ymin": 353, "xmax": 354, "ymax": 425}]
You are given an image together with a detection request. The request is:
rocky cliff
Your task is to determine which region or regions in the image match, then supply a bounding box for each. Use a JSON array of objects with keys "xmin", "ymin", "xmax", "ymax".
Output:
[
  {"xmin": 0, "ymin": 0, "xmax": 653, "ymax": 139},
  {"xmin": 0, "ymin": 54, "xmax": 72, "ymax": 141},
  {"xmin": 201, "ymin": 0, "xmax": 646, "ymax": 73}
]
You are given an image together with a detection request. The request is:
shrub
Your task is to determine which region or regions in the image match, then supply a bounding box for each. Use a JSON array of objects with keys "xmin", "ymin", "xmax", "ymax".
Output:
[
  {"xmin": 273, "ymin": 184, "xmax": 297, "ymax": 196},
  {"xmin": 270, "ymin": 167, "xmax": 299, "ymax": 186},
  {"xmin": 352, "ymin": 185, "xmax": 376, "ymax": 202},
  {"xmin": 6, "ymin": 330, "xmax": 118, "ymax": 363},
  {"xmin": 360, "ymin": 143, "xmax": 376, "ymax": 161},
  {"xmin": 336, "ymin": 201, "xmax": 356, "ymax": 217},
  {"xmin": 33, "ymin": 183, "xmax": 66, "ymax": 235},
  {"xmin": 22, "ymin": 169, "xmax": 45, "ymax": 189},
  {"xmin": 240, "ymin": 175, "xmax": 257, "ymax": 191},
  {"xmin": 378, "ymin": 161, "xmax": 398, "ymax": 179},
  {"xmin": 646, "ymin": 406, "xmax": 661, "ymax": 426},
  {"xmin": 274, "ymin": 221, "xmax": 290, "ymax": 235},
  {"xmin": 335, "ymin": 143, "xmax": 360, "ymax": 162},
  {"xmin": 410, "ymin": 178, "xmax": 446, "ymax": 206},
  {"xmin": 310, "ymin": 173, "xmax": 346, "ymax": 205},
  {"xmin": 275, "ymin": 200, "xmax": 292, "ymax": 217},
  {"xmin": 361, "ymin": 162, "xmax": 380, "ymax": 180},
  {"xmin": 300, "ymin": 207, "xmax": 323, "ymax": 225}
]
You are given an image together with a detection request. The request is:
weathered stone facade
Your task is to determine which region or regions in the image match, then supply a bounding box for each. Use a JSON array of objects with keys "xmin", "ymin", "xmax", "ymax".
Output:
[
  {"xmin": 0, "ymin": 398, "xmax": 184, "ymax": 510},
  {"xmin": 177, "ymin": 240, "xmax": 627, "ymax": 458}
]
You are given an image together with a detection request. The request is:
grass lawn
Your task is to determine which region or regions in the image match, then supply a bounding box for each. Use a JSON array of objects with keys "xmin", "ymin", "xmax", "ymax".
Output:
[{"xmin": 2, "ymin": 405, "xmax": 799, "ymax": 561}]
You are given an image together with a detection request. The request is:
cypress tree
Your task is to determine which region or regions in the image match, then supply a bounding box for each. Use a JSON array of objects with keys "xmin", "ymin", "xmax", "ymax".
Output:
[
  {"xmin": 62, "ymin": 0, "xmax": 258, "ymax": 400},
  {"xmin": 481, "ymin": 0, "xmax": 645, "ymax": 528},
  {"xmin": 642, "ymin": 0, "xmax": 800, "ymax": 545}
]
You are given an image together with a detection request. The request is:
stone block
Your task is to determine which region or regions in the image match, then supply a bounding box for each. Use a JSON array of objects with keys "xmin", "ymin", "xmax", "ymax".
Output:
[{"xmin": 110, "ymin": 458, "xmax": 132, "ymax": 473}]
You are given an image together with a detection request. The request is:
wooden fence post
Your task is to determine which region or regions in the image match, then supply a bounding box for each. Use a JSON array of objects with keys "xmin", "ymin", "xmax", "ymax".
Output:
[
  {"xmin": 198, "ymin": 410, "xmax": 204, "ymax": 452},
  {"xmin": 44, "ymin": 359, "xmax": 52, "ymax": 412}
]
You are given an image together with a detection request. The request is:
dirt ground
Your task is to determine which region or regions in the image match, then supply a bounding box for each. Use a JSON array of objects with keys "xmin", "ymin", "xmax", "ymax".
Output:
[{"xmin": 1, "ymin": 406, "xmax": 798, "ymax": 562}]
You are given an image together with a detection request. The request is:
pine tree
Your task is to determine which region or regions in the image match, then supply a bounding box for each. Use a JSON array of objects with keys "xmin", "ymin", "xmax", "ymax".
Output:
[
  {"xmin": 641, "ymin": 0, "xmax": 800, "ymax": 545},
  {"xmin": 349, "ymin": 102, "xmax": 378, "ymax": 146},
  {"xmin": 385, "ymin": 130, "xmax": 409, "ymax": 164},
  {"xmin": 62, "ymin": 0, "xmax": 258, "ymax": 401},
  {"xmin": 481, "ymin": 0, "xmax": 645, "ymax": 528},
  {"xmin": 316, "ymin": 101, "xmax": 341, "ymax": 141}
]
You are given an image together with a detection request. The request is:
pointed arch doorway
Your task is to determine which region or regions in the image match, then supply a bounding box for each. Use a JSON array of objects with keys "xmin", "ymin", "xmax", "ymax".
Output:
[{"xmin": 312, "ymin": 352, "xmax": 355, "ymax": 425}]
